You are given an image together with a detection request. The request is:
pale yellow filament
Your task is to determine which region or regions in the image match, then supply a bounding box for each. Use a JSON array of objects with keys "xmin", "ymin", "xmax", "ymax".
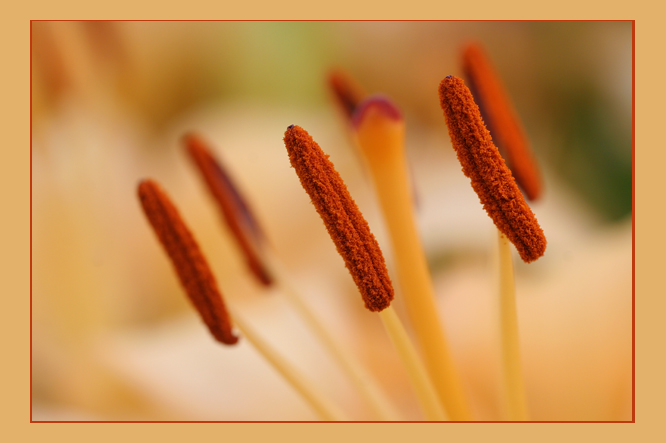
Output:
[
  {"xmin": 497, "ymin": 230, "xmax": 530, "ymax": 420},
  {"xmin": 379, "ymin": 306, "xmax": 448, "ymax": 421},
  {"xmin": 263, "ymin": 250, "xmax": 402, "ymax": 421},
  {"xmin": 229, "ymin": 307, "xmax": 348, "ymax": 421}
]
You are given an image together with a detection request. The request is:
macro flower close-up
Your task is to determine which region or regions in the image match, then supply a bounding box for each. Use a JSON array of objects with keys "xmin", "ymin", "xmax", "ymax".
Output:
[{"xmin": 31, "ymin": 20, "xmax": 633, "ymax": 422}]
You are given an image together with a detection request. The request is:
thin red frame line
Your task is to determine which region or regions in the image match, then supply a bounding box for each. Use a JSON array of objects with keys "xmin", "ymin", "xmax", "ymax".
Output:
[
  {"xmin": 32, "ymin": 420, "xmax": 633, "ymax": 424},
  {"xmin": 30, "ymin": 19, "xmax": 34, "ymax": 424},
  {"xmin": 28, "ymin": 19, "xmax": 636, "ymax": 424},
  {"xmin": 631, "ymin": 19, "xmax": 636, "ymax": 424},
  {"xmin": 30, "ymin": 19, "xmax": 631, "ymax": 22}
]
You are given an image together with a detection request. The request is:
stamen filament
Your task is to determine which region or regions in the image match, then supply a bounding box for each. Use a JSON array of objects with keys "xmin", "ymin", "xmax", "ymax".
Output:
[
  {"xmin": 228, "ymin": 306, "xmax": 349, "ymax": 421},
  {"xmin": 353, "ymin": 97, "xmax": 471, "ymax": 420},
  {"xmin": 497, "ymin": 230, "xmax": 529, "ymax": 421},
  {"xmin": 379, "ymin": 306, "xmax": 448, "ymax": 421},
  {"xmin": 263, "ymin": 250, "xmax": 402, "ymax": 420}
]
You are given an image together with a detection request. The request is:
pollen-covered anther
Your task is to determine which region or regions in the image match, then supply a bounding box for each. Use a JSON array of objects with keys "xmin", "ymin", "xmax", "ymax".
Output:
[
  {"xmin": 462, "ymin": 42, "xmax": 543, "ymax": 201},
  {"xmin": 183, "ymin": 133, "xmax": 273, "ymax": 286},
  {"xmin": 137, "ymin": 179, "xmax": 239, "ymax": 344},
  {"xmin": 438, "ymin": 75, "xmax": 546, "ymax": 263},
  {"xmin": 283, "ymin": 125, "xmax": 394, "ymax": 311}
]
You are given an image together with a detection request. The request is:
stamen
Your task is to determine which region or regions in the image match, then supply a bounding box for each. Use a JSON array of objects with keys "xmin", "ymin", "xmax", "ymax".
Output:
[
  {"xmin": 438, "ymin": 75, "xmax": 547, "ymax": 263},
  {"xmin": 462, "ymin": 43, "xmax": 542, "ymax": 201},
  {"xmin": 137, "ymin": 179, "xmax": 239, "ymax": 345},
  {"xmin": 327, "ymin": 69, "xmax": 367, "ymax": 122},
  {"xmin": 284, "ymin": 125, "xmax": 447, "ymax": 420},
  {"xmin": 183, "ymin": 133, "xmax": 273, "ymax": 286},
  {"xmin": 283, "ymin": 125, "xmax": 394, "ymax": 312}
]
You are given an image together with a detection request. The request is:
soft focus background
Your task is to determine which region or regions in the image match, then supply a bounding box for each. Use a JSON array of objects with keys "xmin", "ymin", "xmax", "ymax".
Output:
[{"xmin": 31, "ymin": 21, "xmax": 632, "ymax": 421}]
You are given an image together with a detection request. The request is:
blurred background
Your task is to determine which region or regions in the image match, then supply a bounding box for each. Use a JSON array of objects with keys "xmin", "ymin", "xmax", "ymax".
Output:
[{"xmin": 31, "ymin": 21, "xmax": 632, "ymax": 421}]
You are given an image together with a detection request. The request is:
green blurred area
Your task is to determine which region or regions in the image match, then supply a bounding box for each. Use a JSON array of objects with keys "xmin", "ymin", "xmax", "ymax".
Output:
[
  {"xmin": 217, "ymin": 22, "xmax": 334, "ymax": 105},
  {"xmin": 548, "ymin": 82, "xmax": 632, "ymax": 221},
  {"xmin": 531, "ymin": 21, "xmax": 633, "ymax": 222}
]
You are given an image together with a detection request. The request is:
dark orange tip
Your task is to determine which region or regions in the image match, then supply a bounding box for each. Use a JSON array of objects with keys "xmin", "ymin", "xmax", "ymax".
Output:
[
  {"xmin": 137, "ymin": 179, "xmax": 239, "ymax": 345},
  {"xmin": 438, "ymin": 76, "xmax": 546, "ymax": 263},
  {"xmin": 462, "ymin": 42, "xmax": 542, "ymax": 201},
  {"xmin": 327, "ymin": 69, "xmax": 367, "ymax": 122},
  {"xmin": 283, "ymin": 125, "xmax": 394, "ymax": 311},
  {"xmin": 183, "ymin": 133, "xmax": 273, "ymax": 287}
]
